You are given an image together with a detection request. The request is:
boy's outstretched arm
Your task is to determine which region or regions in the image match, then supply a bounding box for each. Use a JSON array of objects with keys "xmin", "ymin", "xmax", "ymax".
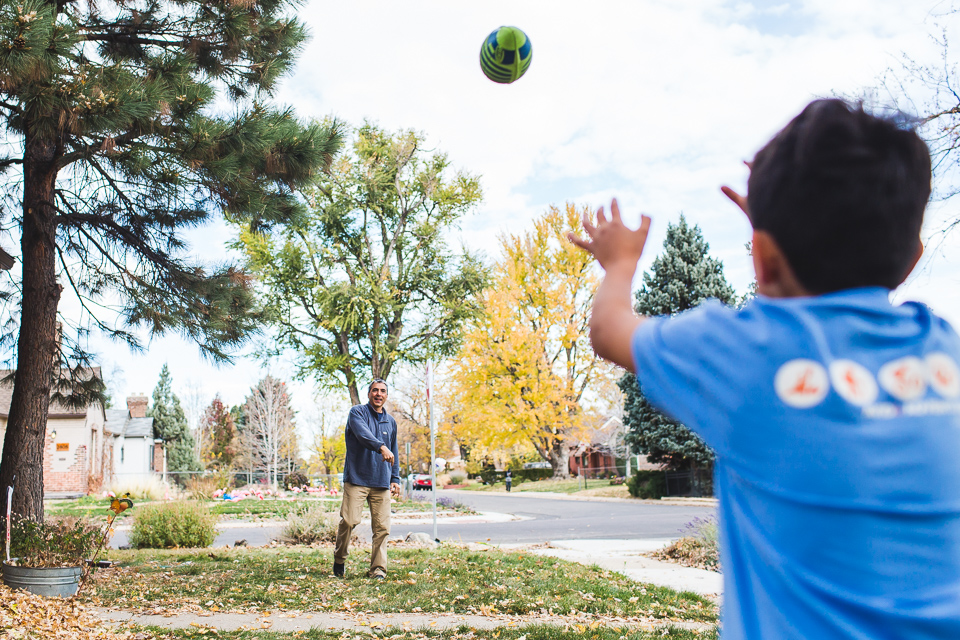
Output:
[{"xmin": 568, "ymin": 198, "xmax": 651, "ymax": 373}]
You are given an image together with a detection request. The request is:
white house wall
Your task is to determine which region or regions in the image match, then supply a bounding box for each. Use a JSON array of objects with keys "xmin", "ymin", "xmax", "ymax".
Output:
[{"xmin": 114, "ymin": 437, "xmax": 155, "ymax": 484}]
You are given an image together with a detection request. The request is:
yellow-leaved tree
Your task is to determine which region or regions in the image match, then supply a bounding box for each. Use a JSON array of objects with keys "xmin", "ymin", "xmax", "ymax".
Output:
[{"xmin": 449, "ymin": 204, "xmax": 617, "ymax": 478}]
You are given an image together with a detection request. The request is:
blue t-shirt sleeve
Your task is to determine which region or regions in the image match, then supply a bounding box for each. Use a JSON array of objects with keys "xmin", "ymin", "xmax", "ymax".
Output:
[{"xmin": 631, "ymin": 300, "xmax": 760, "ymax": 457}]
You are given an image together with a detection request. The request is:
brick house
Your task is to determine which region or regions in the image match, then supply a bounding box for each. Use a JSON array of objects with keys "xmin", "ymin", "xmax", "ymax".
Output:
[{"xmin": 0, "ymin": 370, "xmax": 161, "ymax": 496}]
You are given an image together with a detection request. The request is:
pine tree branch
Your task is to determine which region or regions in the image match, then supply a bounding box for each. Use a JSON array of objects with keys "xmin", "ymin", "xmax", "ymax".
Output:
[
  {"xmin": 0, "ymin": 158, "xmax": 23, "ymax": 168},
  {"xmin": 55, "ymin": 243, "xmax": 136, "ymax": 343}
]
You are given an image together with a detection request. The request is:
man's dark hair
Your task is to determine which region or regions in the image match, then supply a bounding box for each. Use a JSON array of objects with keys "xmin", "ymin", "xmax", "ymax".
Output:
[
  {"xmin": 368, "ymin": 378, "xmax": 388, "ymax": 393},
  {"xmin": 747, "ymin": 99, "xmax": 931, "ymax": 293}
]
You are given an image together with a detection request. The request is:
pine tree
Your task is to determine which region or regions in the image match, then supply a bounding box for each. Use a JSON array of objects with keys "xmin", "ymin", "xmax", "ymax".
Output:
[
  {"xmin": 148, "ymin": 364, "xmax": 199, "ymax": 476},
  {"xmin": 620, "ymin": 216, "xmax": 737, "ymax": 477},
  {"xmin": 0, "ymin": 0, "xmax": 342, "ymax": 519}
]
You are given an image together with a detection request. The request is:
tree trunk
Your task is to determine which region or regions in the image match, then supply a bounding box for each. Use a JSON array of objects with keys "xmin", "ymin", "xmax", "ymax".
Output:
[
  {"xmin": 0, "ymin": 132, "xmax": 62, "ymax": 522},
  {"xmin": 549, "ymin": 439, "xmax": 571, "ymax": 479}
]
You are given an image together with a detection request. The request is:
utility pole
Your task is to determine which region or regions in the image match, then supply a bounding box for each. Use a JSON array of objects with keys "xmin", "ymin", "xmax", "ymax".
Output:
[{"xmin": 427, "ymin": 362, "xmax": 437, "ymax": 541}]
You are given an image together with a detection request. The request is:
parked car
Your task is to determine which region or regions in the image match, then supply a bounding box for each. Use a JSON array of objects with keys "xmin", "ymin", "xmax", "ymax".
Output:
[{"xmin": 410, "ymin": 474, "xmax": 433, "ymax": 490}]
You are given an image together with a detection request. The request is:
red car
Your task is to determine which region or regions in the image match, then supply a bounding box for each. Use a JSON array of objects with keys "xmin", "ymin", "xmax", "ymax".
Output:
[{"xmin": 411, "ymin": 474, "xmax": 433, "ymax": 490}]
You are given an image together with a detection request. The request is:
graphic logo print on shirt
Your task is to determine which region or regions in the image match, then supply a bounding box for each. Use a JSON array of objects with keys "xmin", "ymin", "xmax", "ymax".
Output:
[
  {"xmin": 774, "ymin": 359, "xmax": 829, "ymax": 408},
  {"xmin": 828, "ymin": 360, "xmax": 878, "ymax": 407},
  {"xmin": 878, "ymin": 356, "xmax": 927, "ymax": 401},
  {"xmin": 926, "ymin": 352, "xmax": 960, "ymax": 399}
]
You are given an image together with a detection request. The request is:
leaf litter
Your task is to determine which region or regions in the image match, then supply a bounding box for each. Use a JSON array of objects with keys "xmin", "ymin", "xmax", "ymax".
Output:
[{"xmin": 0, "ymin": 583, "xmax": 152, "ymax": 639}]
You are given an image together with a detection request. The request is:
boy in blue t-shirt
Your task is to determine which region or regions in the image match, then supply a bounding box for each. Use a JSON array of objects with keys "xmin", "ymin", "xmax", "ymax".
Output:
[{"xmin": 570, "ymin": 99, "xmax": 960, "ymax": 639}]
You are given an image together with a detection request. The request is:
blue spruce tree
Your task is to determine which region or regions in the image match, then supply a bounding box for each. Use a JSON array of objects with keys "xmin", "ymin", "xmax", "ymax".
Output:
[
  {"xmin": 620, "ymin": 216, "xmax": 737, "ymax": 487},
  {"xmin": 149, "ymin": 364, "xmax": 200, "ymax": 480}
]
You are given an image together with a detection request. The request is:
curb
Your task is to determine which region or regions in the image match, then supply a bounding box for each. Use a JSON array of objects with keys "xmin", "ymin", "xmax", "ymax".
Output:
[{"xmin": 442, "ymin": 489, "xmax": 718, "ymax": 507}]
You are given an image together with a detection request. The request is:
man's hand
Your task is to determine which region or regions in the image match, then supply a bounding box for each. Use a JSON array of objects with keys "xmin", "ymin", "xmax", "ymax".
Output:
[
  {"xmin": 390, "ymin": 483, "xmax": 401, "ymax": 499},
  {"xmin": 380, "ymin": 445, "xmax": 395, "ymax": 464},
  {"xmin": 568, "ymin": 198, "xmax": 651, "ymax": 275}
]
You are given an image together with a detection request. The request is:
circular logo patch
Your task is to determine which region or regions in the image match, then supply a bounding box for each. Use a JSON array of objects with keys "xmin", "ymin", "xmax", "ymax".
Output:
[
  {"xmin": 828, "ymin": 360, "xmax": 878, "ymax": 407},
  {"xmin": 774, "ymin": 359, "xmax": 829, "ymax": 408},
  {"xmin": 926, "ymin": 352, "xmax": 960, "ymax": 399},
  {"xmin": 878, "ymin": 357, "xmax": 927, "ymax": 401}
]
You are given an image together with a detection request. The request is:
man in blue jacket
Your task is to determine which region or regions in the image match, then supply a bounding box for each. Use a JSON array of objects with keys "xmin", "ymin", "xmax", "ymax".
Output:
[{"xmin": 333, "ymin": 378, "xmax": 401, "ymax": 579}]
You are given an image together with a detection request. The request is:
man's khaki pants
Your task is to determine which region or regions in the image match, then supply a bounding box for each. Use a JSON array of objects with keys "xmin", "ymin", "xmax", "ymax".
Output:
[{"xmin": 334, "ymin": 482, "xmax": 391, "ymax": 577}]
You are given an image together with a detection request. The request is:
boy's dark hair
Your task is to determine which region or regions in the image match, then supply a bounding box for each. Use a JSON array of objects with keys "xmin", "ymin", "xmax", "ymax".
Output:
[{"xmin": 747, "ymin": 99, "xmax": 931, "ymax": 293}]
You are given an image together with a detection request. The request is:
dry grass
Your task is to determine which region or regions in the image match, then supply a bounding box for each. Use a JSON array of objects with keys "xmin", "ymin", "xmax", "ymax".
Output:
[{"xmin": 107, "ymin": 477, "xmax": 172, "ymax": 501}]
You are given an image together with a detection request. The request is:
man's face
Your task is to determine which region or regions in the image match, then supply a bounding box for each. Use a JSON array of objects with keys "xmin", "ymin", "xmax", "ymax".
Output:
[{"xmin": 368, "ymin": 382, "xmax": 388, "ymax": 410}]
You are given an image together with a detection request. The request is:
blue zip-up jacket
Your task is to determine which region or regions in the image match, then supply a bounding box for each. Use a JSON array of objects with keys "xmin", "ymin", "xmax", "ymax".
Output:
[{"xmin": 342, "ymin": 403, "xmax": 400, "ymax": 489}]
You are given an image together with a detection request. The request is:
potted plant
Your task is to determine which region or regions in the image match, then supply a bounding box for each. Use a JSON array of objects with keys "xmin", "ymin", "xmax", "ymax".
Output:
[{"xmin": 1, "ymin": 496, "xmax": 133, "ymax": 598}]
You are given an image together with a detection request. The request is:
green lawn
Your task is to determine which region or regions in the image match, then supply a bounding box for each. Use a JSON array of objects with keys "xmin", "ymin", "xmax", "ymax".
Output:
[
  {"xmin": 44, "ymin": 495, "xmax": 472, "ymax": 522},
  {"xmin": 83, "ymin": 546, "xmax": 716, "ymax": 623},
  {"xmin": 459, "ymin": 478, "xmax": 628, "ymax": 496},
  {"xmin": 128, "ymin": 624, "xmax": 718, "ymax": 639}
]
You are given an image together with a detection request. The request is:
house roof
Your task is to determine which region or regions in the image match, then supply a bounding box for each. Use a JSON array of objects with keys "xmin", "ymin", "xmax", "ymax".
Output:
[
  {"xmin": 570, "ymin": 416, "xmax": 626, "ymax": 453},
  {"xmin": 104, "ymin": 409, "xmax": 155, "ymax": 439},
  {"xmin": 0, "ymin": 368, "xmax": 103, "ymax": 418}
]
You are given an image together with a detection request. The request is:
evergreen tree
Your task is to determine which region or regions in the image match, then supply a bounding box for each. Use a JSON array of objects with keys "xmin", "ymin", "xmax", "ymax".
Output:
[
  {"xmin": 0, "ymin": 0, "xmax": 342, "ymax": 519},
  {"xmin": 148, "ymin": 364, "xmax": 199, "ymax": 476},
  {"xmin": 620, "ymin": 216, "xmax": 737, "ymax": 476}
]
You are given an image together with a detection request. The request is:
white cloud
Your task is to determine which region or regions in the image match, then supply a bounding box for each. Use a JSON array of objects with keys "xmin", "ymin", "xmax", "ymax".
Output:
[{"xmin": 70, "ymin": 0, "xmax": 959, "ymax": 420}]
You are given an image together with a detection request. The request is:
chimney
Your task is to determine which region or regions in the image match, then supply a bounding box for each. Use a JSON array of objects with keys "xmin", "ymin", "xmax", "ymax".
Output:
[{"xmin": 127, "ymin": 395, "xmax": 148, "ymax": 418}]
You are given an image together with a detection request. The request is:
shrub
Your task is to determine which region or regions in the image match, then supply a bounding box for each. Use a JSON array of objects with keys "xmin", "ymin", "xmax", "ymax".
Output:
[
  {"xmin": 284, "ymin": 471, "xmax": 309, "ymax": 490},
  {"xmin": 516, "ymin": 468, "xmax": 552, "ymax": 482},
  {"xmin": 627, "ymin": 469, "xmax": 666, "ymax": 499},
  {"xmin": 654, "ymin": 515, "xmax": 720, "ymax": 571},
  {"xmin": 478, "ymin": 468, "xmax": 500, "ymax": 485},
  {"xmin": 185, "ymin": 468, "xmax": 235, "ymax": 500},
  {"xmin": 4, "ymin": 517, "xmax": 102, "ymax": 568},
  {"xmin": 279, "ymin": 503, "xmax": 338, "ymax": 545},
  {"xmin": 130, "ymin": 501, "xmax": 218, "ymax": 548},
  {"xmin": 448, "ymin": 472, "xmax": 466, "ymax": 485}
]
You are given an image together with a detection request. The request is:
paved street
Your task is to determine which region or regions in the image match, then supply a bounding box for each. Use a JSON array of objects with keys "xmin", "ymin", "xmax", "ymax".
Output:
[
  {"xmin": 112, "ymin": 490, "xmax": 716, "ymax": 548},
  {"xmin": 397, "ymin": 490, "xmax": 714, "ymax": 543}
]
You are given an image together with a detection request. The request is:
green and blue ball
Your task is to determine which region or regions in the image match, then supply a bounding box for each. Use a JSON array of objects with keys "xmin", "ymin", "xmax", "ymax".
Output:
[{"xmin": 480, "ymin": 26, "xmax": 532, "ymax": 84}]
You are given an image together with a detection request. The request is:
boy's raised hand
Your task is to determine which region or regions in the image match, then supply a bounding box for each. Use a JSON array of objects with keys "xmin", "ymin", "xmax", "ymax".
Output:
[
  {"xmin": 720, "ymin": 160, "xmax": 754, "ymax": 223},
  {"xmin": 568, "ymin": 198, "xmax": 651, "ymax": 273},
  {"xmin": 568, "ymin": 198, "xmax": 651, "ymax": 372}
]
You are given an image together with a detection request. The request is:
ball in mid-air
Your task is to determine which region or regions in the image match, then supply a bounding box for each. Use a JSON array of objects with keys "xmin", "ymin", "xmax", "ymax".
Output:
[{"xmin": 480, "ymin": 26, "xmax": 532, "ymax": 84}]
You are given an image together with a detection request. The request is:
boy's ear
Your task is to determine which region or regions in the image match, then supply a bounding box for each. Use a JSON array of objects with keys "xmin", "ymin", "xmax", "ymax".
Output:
[
  {"xmin": 751, "ymin": 231, "xmax": 778, "ymax": 289},
  {"xmin": 752, "ymin": 230, "xmax": 810, "ymax": 298}
]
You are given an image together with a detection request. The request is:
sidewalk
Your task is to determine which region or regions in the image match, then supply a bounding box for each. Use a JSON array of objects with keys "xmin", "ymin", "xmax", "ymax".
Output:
[
  {"xmin": 532, "ymin": 539, "xmax": 722, "ymax": 598},
  {"xmin": 96, "ymin": 608, "xmax": 714, "ymax": 634}
]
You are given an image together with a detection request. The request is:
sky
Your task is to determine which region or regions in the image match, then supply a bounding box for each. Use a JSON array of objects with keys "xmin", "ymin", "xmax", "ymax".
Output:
[{"xmin": 70, "ymin": 0, "xmax": 960, "ymax": 435}]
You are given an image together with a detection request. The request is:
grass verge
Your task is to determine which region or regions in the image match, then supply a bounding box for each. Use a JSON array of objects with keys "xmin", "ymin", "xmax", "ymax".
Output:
[
  {"xmin": 460, "ymin": 479, "xmax": 627, "ymax": 495},
  {"xmin": 83, "ymin": 546, "xmax": 715, "ymax": 623}
]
